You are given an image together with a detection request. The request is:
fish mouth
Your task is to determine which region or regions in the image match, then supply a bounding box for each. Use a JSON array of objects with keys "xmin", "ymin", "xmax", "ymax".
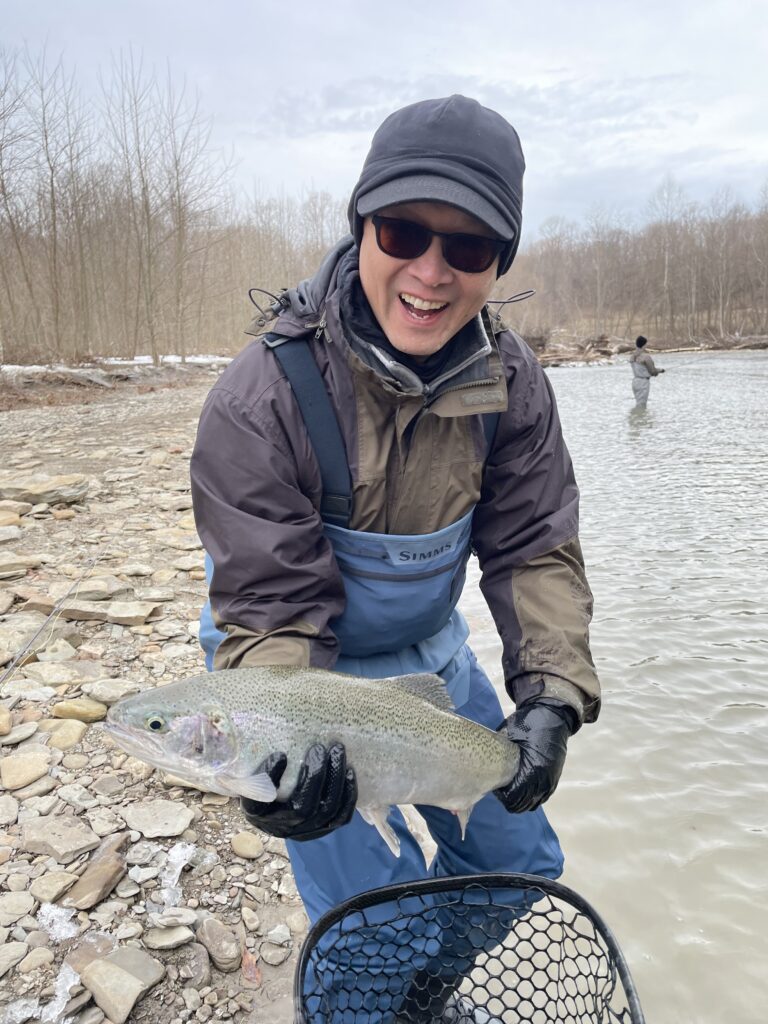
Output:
[
  {"xmin": 103, "ymin": 720, "xmax": 216, "ymax": 788},
  {"xmin": 103, "ymin": 720, "xmax": 169, "ymax": 765}
]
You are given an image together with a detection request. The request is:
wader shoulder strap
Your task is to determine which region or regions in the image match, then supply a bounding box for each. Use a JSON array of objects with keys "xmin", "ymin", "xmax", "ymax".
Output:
[
  {"xmin": 264, "ymin": 332, "xmax": 500, "ymax": 529},
  {"xmin": 263, "ymin": 333, "xmax": 353, "ymax": 529}
]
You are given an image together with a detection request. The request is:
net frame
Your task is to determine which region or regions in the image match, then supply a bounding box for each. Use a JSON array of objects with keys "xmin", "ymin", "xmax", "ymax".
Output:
[{"xmin": 294, "ymin": 872, "xmax": 646, "ymax": 1024}]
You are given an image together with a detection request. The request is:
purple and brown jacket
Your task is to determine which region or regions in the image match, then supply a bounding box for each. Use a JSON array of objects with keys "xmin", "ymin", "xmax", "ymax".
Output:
[{"xmin": 190, "ymin": 240, "xmax": 600, "ymax": 724}]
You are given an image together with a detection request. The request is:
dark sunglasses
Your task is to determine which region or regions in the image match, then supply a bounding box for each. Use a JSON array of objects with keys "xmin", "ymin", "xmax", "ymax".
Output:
[{"xmin": 371, "ymin": 214, "xmax": 507, "ymax": 274}]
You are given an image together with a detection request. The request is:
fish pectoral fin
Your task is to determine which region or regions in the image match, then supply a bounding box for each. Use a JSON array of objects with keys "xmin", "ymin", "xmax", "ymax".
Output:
[
  {"xmin": 219, "ymin": 772, "xmax": 277, "ymax": 803},
  {"xmin": 359, "ymin": 806, "xmax": 401, "ymax": 858}
]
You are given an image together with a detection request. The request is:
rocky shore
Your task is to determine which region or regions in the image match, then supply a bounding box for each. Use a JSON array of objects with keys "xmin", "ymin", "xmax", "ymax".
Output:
[
  {"xmin": 2, "ymin": 336, "xmax": 765, "ymax": 1024},
  {"xmin": 0, "ymin": 367, "xmax": 305, "ymax": 1024}
]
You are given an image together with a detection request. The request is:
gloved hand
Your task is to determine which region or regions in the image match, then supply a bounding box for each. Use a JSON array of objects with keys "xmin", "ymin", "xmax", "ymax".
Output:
[
  {"xmin": 494, "ymin": 699, "xmax": 579, "ymax": 813},
  {"xmin": 240, "ymin": 743, "xmax": 357, "ymax": 841}
]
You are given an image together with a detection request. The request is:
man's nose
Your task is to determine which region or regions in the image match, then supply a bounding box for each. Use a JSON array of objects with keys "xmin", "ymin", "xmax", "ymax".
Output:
[{"xmin": 409, "ymin": 237, "xmax": 453, "ymax": 286}]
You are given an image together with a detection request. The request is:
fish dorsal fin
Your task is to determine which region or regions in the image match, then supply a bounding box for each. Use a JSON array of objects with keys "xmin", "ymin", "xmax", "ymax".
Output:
[{"xmin": 383, "ymin": 673, "xmax": 455, "ymax": 712}]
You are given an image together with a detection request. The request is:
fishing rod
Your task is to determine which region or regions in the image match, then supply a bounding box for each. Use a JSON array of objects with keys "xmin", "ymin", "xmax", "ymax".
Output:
[{"xmin": 0, "ymin": 552, "xmax": 103, "ymax": 688}]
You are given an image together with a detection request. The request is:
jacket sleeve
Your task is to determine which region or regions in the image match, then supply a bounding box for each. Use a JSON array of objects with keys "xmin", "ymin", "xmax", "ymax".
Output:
[
  {"xmin": 639, "ymin": 351, "xmax": 659, "ymax": 375},
  {"xmin": 471, "ymin": 337, "xmax": 600, "ymax": 724},
  {"xmin": 190, "ymin": 375, "xmax": 346, "ymax": 670}
]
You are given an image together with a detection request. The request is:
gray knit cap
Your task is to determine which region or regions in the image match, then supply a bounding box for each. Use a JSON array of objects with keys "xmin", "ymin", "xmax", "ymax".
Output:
[{"xmin": 348, "ymin": 95, "xmax": 525, "ymax": 276}]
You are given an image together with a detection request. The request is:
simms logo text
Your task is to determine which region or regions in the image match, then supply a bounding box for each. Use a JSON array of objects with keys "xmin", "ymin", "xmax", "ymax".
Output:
[{"xmin": 399, "ymin": 542, "xmax": 452, "ymax": 562}]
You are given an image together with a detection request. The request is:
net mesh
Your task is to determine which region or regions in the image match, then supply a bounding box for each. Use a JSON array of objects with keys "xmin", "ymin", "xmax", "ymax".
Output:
[{"xmin": 295, "ymin": 874, "xmax": 644, "ymax": 1024}]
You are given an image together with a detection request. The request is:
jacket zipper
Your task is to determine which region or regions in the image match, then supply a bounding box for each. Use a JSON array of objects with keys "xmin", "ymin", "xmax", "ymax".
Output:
[{"xmin": 422, "ymin": 375, "xmax": 502, "ymax": 405}]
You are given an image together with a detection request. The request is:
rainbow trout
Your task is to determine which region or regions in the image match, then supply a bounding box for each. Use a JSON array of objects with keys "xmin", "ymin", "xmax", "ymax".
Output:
[{"xmin": 105, "ymin": 665, "xmax": 520, "ymax": 856}]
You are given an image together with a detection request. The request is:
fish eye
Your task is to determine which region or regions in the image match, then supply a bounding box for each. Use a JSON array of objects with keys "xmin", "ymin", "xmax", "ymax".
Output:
[{"xmin": 146, "ymin": 714, "xmax": 167, "ymax": 733}]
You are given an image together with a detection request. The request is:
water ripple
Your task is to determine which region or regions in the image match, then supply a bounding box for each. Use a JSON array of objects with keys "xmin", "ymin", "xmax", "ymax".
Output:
[{"xmin": 460, "ymin": 351, "xmax": 768, "ymax": 1023}]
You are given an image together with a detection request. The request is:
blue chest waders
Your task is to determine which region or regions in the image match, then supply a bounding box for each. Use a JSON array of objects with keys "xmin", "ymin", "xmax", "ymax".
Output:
[{"xmin": 198, "ymin": 334, "xmax": 564, "ymax": 1021}]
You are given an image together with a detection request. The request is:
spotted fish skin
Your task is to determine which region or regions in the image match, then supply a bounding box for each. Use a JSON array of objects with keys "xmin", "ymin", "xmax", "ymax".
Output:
[{"xmin": 105, "ymin": 665, "xmax": 520, "ymax": 855}]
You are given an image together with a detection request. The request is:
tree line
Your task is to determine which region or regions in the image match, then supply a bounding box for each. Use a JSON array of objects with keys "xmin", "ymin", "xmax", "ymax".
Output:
[
  {"xmin": 512, "ymin": 180, "xmax": 768, "ymax": 347},
  {"xmin": 1, "ymin": 48, "xmax": 767, "ymax": 366}
]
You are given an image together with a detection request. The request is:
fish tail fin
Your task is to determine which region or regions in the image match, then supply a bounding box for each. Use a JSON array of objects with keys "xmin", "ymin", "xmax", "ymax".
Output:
[{"xmin": 359, "ymin": 806, "xmax": 401, "ymax": 858}]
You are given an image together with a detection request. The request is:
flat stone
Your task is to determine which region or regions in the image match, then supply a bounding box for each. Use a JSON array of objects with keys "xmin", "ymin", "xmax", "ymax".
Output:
[
  {"xmin": 286, "ymin": 909, "xmax": 309, "ymax": 934},
  {"xmin": 260, "ymin": 942, "xmax": 292, "ymax": 966},
  {"xmin": 40, "ymin": 718, "xmax": 89, "ymax": 750},
  {"xmin": 63, "ymin": 930, "xmax": 115, "ymax": 975},
  {"xmin": 0, "ymin": 794, "xmax": 19, "ymax": 825},
  {"xmin": 230, "ymin": 831, "xmax": 264, "ymax": 860},
  {"xmin": 196, "ymin": 917, "xmax": 241, "ymax": 972},
  {"xmin": 114, "ymin": 876, "xmax": 141, "ymax": 899},
  {"xmin": 29, "ymin": 871, "xmax": 78, "ymax": 903},
  {"xmin": 0, "ymin": 552, "xmax": 42, "ymax": 576},
  {"xmin": 0, "ymin": 706, "xmax": 12, "ymax": 734},
  {"xmin": 21, "ymin": 661, "xmax": 103, "ymax": 686},
  {"xmin": 118, "ymin": 799, "xmax": 194, "ymax": 838},
  {"xmin": 0, "ymin": 721, "xmax": 38, "ymax": 746},
  {"xmin": 52, "ymin": 698, "xmax": 107, "ymax": 723},
  {"xmin": 6, "ymin": 872, "xmax": 32, "ymax": 892},
  {"xmin": 124, "ymin": 839, "xmax": 160, "ymax": 865},
  {"xmin": 60, "ymin": 832, "xmax": 128, "ymax": 909},
  {"xmin": 22, "ymin": 793, "xmax": 58, "ymax": 815},
  {"xmin": 12, "ymin": 774, "xmax": 57, "ymax": 799},
  {"xmin": 62, "ymin": 991, "xmax": 94, "ymax": 1020},
  {"xmin": 22, "ymin": 815, "xmax": 100, "ymax": 864},
  {"xmin": 80, "ymin": 960, "xmax": 148, "ymax": 1024},
  {"xmin": 73, "ymin": 575, "xmax": 135, "ymax": 602},
  {"xmin": 115, "ymin": 563, "xmax": 153, "ymax": 577},
  {"xmin": 0, "ymin": 499, "xmax": 32, "ymax": 515},
  {"xmin": 0, "ymin": 892, "xmax": 36, "ymax": 926},
  {"xmin": 135, "ymin": 587, "xmax": 175, "ymax": 602},
  {"xmin": 109, "ymin": 943, "xmax": 166, "ymax": 985},
  {"xmin": 265, "ymin": 923, "xmax": 291, "ymax": 946},
  {"xmin": 142, "ymin": 925, "xmax": 195, "ymax": 949},
  {"xmin": 173, "ymin": 555, "xmax": 201, "ymax": 571},
  {"xmin": 57, "ymin": 783, "xmax": 99, "ymax": 811},
  {"xmin": 90, "ymin": 773, "xmax": 124, "ymax": 797},
  {"xmin": 17, "ymin": 946, "xmax": 55, "ymax": 973},
  {"xmin": 148, "ymin": 906, "xmax": 198, "ymax": 928},
  {"xmin": 0, "ymin": 473, "xmax": 89, "ymax": 505},
  {"xmin": 0, "ymin": 511, "xmax": 21, "ymax": 527},
  {"xmin": 115, "ymin": 920, "xmax": 143, "ymax": 939},
  {"xmin": 0, "ymin": 681, "xmax": 57, "ymax": 703},
  {"xmin": 36, "ymin": 638, "xmax": 80, "ymax": 662},
  {"xmin": 0, "ymin": 941, "xmax": 28, "ymax": 979},
  {"xmin": 241, "ymin": 906, "xmax": 260, "ymax": 932},
  {"xmin": 81, "ymin": 946, "xmax": 164, "ymax": 1024},
  {"xmin": 0, "ymin": 612, "xmax": 82, "ymax": 663},
  {"xmin": 81, "ymin": 678, "xmax": 146, "ymax": 704},
  {"xmin": 127, "ymin": 865, "xmax": 159, "ymax": 887},
  {"xmin": 177, "ymin": 942, "xmax": 210, "ymax": 987},
  {"xmin": 0, "ymin": 747, "xmax": 51, "ymax": 790},
  {"xmin": 86, "ymin": 806, "xmax": 125, "ymax": 837}
]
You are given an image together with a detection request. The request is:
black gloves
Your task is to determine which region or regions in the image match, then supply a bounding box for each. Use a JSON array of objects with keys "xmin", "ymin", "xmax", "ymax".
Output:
[
  {"xmin": 240, "ymin": 743, "xmax": 357, "ymax": 842},
  {"xmin": 494, "ymin": 698, "xmax": 579, "ymax": 814}
]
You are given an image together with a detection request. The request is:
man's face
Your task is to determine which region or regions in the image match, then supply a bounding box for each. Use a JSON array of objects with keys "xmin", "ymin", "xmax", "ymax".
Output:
[{"xmin": 358, "ymin": 201, "xmax": 500, "ymax": 358}]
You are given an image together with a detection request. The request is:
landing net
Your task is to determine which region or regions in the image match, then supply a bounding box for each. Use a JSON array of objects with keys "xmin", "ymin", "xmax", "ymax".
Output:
[{"xmin": 294, "ymin": 873, "xmax": 645, "ymax": 1023}]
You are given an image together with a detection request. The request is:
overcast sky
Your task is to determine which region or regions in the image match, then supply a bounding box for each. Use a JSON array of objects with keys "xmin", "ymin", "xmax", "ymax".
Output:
[{"xmin": 5, "ymin": 0, "xmax": 768, "ymax": 240}]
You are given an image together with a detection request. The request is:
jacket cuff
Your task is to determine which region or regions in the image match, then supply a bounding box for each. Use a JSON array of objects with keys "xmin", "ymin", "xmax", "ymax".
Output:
[{"xmin": 509, "ymin": 675, "xmax": 592, "ymax": 729}]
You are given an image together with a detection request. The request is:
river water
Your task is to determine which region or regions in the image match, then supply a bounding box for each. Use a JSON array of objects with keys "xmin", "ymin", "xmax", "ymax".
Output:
[{"xmin": 459, "ymin": 350, "xmax": 768, "ymax": 1023}]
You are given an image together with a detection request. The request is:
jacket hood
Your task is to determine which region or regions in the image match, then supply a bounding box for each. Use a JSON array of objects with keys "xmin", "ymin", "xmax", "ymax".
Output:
[{"xmin": 243, "ymin": 236, "xmax": 355, "ymax": 338}]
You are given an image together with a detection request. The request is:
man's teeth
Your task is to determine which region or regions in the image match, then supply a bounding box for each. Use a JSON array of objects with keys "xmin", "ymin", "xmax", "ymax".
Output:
[{"xmin": 400, "ymin": 293, "xmax": 447, "ymax": 311}]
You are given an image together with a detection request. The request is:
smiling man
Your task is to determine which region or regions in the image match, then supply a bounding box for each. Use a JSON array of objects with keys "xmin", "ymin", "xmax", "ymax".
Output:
[{"xmin": 191, "ymin": 95, "xmax": 601, "ymax": 1021}]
